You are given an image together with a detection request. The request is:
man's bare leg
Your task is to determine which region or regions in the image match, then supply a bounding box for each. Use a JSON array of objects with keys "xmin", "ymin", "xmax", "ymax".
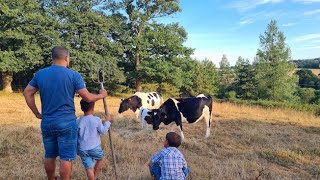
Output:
[
  {"xmin": 94, "ymin": 159, "xmax": 104, "ymax": 179},
  {"xmin": 44, "ymin": 158, "xmax": 56, "ymax": 180},
  {"xmin": 60, "ymin": 160, "xmax": 72, "ymax": 180}
]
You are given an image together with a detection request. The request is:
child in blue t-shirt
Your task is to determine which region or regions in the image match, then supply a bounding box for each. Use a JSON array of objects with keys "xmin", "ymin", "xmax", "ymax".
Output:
[{"xmin": 77, "ymin": 99, "xmax": 111, "ymax": 180}]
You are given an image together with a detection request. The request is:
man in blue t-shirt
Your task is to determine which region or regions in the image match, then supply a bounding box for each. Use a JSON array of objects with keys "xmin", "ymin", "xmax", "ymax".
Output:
[{"xmin": 23, "ymin": 46, "xmax": 108, "ymax": 180}]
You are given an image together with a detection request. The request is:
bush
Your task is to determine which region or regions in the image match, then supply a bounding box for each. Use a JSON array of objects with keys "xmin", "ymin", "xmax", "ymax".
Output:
[
  {"xmin": 297, "ymin": 88, "xmax": 315, "ymax": 104},
  {"xmin": 226, "ymin": 91, "xmax": 237, "ymax": 100}
]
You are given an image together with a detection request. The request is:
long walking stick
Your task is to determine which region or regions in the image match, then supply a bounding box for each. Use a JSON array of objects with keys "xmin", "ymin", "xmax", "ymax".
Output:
[{"xmin": 91, "ymin": 63, "xmax": 118, "ymax": 179}]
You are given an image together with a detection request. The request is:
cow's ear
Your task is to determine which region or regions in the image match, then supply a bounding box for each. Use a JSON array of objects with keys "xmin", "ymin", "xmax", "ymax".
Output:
[{"xmin": 121, "ymin": 98, "xmax": 124, "ymax": 102}]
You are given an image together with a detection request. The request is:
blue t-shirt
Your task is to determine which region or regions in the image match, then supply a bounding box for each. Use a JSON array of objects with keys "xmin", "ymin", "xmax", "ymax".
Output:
[{"xmin": 29, "ymin": 65, "xmax": 85, "ymax": 122}]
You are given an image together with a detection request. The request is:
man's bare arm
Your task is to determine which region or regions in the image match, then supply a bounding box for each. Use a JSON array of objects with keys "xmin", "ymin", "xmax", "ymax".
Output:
[
  {"xmin": 77, "ymin": 88, "xmax": 107, "ymax": 102},
  {"xmin": 23, "ymin": 85, "xmax": 42, "ymax": 119}
]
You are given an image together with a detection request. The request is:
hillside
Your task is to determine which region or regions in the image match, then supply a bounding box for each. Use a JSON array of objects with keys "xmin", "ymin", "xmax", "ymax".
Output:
[{"xmin": 292, "ymin": 58, "xmax": 320, "ymax": 69}]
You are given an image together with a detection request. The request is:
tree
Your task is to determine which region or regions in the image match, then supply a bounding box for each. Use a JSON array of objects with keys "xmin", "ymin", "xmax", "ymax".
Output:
[
  {"xmin": 234, "ymin": 56, "xmax": 256, "ymax": 99},
  {"xmin": 105, "ymin": 0, "xmax": 182, "ymax": 92},
  {"xmin": 217, "ymin": 54, "xmax": 234, "ymax": 98},
  {"xmin": 47, "ymin": 0, "xmax": 125, "ymax": 93},
  {"xmin": 0, "ymin": 0, "xmax": 59, "ymax": 92},
  {"xmin": 138, "ymin": 23, "xmax": 194, "ymax": 90},
  {"xmin": 295, "ymin": 69, "xmax": 320, "ymax": 90},
  {"xmin": 255, "ymin": 20, "xmax": 298, "ymax": 101},
  {"xmin": 185, "ymin": 59, "xmax": 218, "ymax": 96}
]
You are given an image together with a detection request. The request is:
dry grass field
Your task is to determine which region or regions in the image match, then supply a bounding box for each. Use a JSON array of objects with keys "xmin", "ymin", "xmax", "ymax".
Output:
[{"xmin": 0, "ymin": 92, "xmax": 319, "ymax": 180}]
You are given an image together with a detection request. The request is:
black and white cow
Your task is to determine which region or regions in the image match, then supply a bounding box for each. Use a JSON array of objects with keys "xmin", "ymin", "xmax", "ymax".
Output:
[
  {"xmin": 139, "ymin": 108, "xmax": 154, "ymax": 129},
  {"xmin": 118, "ymin": 92, "xmax": 163, "ymax": 126},
  {"xmin": 148, "ymin": 94, "xmax": 213, "ymax": 139}
]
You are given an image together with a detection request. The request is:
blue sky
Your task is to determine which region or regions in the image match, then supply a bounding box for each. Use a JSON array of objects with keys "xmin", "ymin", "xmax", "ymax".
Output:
[{"xmin": 160, "ymin": 0, "xmax": 320, "ymax": 66}]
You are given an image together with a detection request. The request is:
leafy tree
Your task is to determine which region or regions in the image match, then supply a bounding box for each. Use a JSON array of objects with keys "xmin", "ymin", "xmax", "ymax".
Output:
[
  {"xmin": 47, "ymin": 0, "xmax": 125, "ymax": 93},
  {"xmin": 186, "ymin": 59, "xmax": 218, "ymax": 96},
  {"xmin": 234, "ymin": 56, "xmax": 256, "ymax": 99},
  {"xmin": 255, "ymin": 20, "xmax": 298, "ymax": 101},
  {"xmin": 297, "ymin": 88, "xmax": 315, "ymax": 104},
  {"xmin": 104, "ymin": 0, "xmax": 182, "ymax": 92},
  {"xmin": 295, "ymin": 69, "xmax": 320, "ymax": 90},
  {"xmin": 217, "ymin": 54, "xmax": 234, "ymax": 98},
  {"xmin": 138, "ymin": 23, "xmax": 194, "ymax": 90},
  {"xmin": 292, "ymin": 58, "xmax": 320, "ymax": 68},
  {"xmin": 0, "ymin": 0, "xmax": 59, "ymax": 92}
]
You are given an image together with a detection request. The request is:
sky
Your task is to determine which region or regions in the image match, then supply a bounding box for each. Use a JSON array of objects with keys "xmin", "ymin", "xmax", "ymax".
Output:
[{"xmin": 159, "ymin": 0, "xmax": 320, "ymax": 66}]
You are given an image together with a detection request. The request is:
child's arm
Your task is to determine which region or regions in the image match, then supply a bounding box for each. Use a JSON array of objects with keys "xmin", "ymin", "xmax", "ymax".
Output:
[
  {"xmin": 181, "ymin": 156, "xmax": 190, "ymax": 176},
  {"xmin": 97, "ymin": 114, "xmax": 112, "ymax": 135}
]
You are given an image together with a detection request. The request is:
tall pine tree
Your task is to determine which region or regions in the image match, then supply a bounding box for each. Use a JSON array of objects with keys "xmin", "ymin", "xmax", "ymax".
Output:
[
  {"xmin": 255, "ymin": 20, "xmax": 297, "ymax": 101},
  {"xmin": 217, "ymin": 54, "xmax": 234, "ymax": 98},
  {"xmin": 234, "ymin": 56, "xmax": 256, "ymax": 99}
]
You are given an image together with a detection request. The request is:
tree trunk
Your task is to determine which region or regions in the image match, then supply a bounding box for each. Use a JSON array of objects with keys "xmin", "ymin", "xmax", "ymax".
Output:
[
  {"xmin": 2, "ymin": 72, "xmax": 13, "ymax": 93},
  {"xmin": 135, "ymin": 52, "xmax": 142, "ymax": 92}
]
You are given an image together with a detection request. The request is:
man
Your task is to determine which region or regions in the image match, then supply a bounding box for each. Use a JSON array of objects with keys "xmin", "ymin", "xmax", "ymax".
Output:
[{"xmin": 23, "ymin": 46, "xmax": 107, "ymax": 180}]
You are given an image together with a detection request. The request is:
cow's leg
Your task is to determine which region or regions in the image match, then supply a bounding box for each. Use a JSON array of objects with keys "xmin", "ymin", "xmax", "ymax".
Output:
[
  {"xmin": 135, "ymin": 109, "xmax": 140, "ymax": 122},
  {"xmin": 142, "ymin": 119, "xmax": 147, "ymax": 129},
  {"xmin": 205, "ymin": 112, "xmax": 211, "ymax": 138},
  {"xmin": 178, "ymin": 124, "xmax": 184, "ymax": 140}
]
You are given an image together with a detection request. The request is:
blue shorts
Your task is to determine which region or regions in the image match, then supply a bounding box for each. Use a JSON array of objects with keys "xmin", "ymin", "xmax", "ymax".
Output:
[
  {"xmin": 41, "ymin": 119, "xmax": 77, "ymax": 161},
  {"xmin": 78, "ymin": 145, "xmax": 104, "ymax": 169}
]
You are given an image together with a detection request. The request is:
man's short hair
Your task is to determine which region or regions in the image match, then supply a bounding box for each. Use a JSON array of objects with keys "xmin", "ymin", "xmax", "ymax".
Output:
[
  {"xmin": 51, "ymin": 46, "xmax": 69, "ymax": 60},
  {"xmin": 166, "ymin": 132, "xmax": 182, "ymax": 148},
  {"xmin": 80, "ymin": 99, "xmax": 95, "ymax": 112}
]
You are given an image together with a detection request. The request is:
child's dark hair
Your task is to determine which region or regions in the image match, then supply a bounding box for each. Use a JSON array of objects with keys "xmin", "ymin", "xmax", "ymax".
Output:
[
  {"xmin": 80, "ymin": 99, "xmax": 95, "ymax": 112},
  {"xmin": 166, "ymin": 132, "xmax": 182, "ymax": 148}
]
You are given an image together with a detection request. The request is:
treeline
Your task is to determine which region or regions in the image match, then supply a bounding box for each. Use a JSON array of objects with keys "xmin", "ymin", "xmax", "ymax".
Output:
[
  {"xmin": 292, "ymin": 58, "xmax": 320, "ymax": 68},
  {"xmin": 1, "ymin": 1, "xmax": 319, "ymax": 111}
]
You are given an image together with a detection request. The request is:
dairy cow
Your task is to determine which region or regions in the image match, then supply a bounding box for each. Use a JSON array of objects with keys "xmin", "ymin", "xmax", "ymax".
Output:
[
  {"xmin": 118, "ymin": 92, "xmax": 163, "ymax": 127},
  {"xmin": 148, "ymin": 94, "xmax": 213, "ymax": 139}
]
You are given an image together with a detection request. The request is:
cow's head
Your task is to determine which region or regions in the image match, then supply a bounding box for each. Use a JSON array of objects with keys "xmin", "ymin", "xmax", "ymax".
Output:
[
  {"xmin": 147, "ymin": 109, "xmax": 160, "ymax": 130},
  {"xmin": 148, "ymin": 107, "xmax": 170, "ymax": 130},
  {"xmin": 118, "ymin": 96, "xmax": 142, "ymax": 113}
]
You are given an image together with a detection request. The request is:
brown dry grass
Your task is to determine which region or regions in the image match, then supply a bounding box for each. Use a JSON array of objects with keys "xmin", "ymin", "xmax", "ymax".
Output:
[{"xmin": 0, "ymin": 92, "xmax": 320, "ymax": 180}]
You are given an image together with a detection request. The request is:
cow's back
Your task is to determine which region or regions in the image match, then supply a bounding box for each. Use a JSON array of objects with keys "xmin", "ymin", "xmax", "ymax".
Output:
[
  {"xmin": 176, "ymin": 95, "xmax": 212, "ymax": 122},
  {"xmin": 134, "ymin": 92, "xmax": 162, "ymax": 109}
]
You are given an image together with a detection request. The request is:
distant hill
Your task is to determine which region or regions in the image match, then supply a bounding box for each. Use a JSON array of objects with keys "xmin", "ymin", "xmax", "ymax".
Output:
[{"xmin": 291, "ymin": 58, "xmax": 320, "ymax": 68}]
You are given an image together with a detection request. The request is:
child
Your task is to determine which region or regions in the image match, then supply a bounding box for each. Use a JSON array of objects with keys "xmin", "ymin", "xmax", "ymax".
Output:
[
  {"xmin": 148, "ymin": 132, "xmax": 190, "ymax": 180},
  {"xmin": 77, "ymin": 99, "xmax": 111, "ymax": 180}
]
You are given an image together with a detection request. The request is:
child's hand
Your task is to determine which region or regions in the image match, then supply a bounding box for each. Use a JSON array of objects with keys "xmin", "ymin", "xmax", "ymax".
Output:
[{"xmin": 104, "ymin": 114, "xmax": 112, "ymax": 122}]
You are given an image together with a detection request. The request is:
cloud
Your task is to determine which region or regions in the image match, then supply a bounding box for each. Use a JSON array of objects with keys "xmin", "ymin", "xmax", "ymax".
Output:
[
  {"xmin": 295, "ymin": 33, "xmax": 320, "ymax": 41},
  {"xmin": 303, "ymin": 9, "xmax": 320, "ymax": 16},
  {"xmin": 298, "ymin": 45, "xmax": 320, "ymax": 50},
  {"xmin": 240, "ymin": 18, "xmax": 255, "ymax": 25},
  {"xmin": 282, "ymin": 22, "xmax": 297, "ymax": 27},
  {"xmin": 294, "ymin": 0, "xmax": 320, "ymax": 4},
  {"xmin": 228, "ymin": 0, "xmax": 285, "ymax": 12}
]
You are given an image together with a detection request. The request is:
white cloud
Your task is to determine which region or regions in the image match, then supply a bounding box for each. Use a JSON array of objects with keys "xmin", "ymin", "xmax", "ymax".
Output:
[
  {"xmin": 240, "ymin": 18, "xmax": 254, "ymax": 25},
  {"xmin": 228, "ymin": 0, "xmax": 285, "ymax": 12},
  {"xmin": 303, "ymin": 9, "xmax": 320, "ymax": 16},
  {"xmin": 294, "ymin": 0, "xmax": 320, "ymax": 4},
  {"xmin": 298, "ymin": 45, "xmax": 320, "ymax": 50},
  {"xmin": 282, "ymin": 22, "xmax": 297, "ymax": 27},
  {"xmin": 295, "ymin": 33, "xmax": 320, "ymax": 41}
]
